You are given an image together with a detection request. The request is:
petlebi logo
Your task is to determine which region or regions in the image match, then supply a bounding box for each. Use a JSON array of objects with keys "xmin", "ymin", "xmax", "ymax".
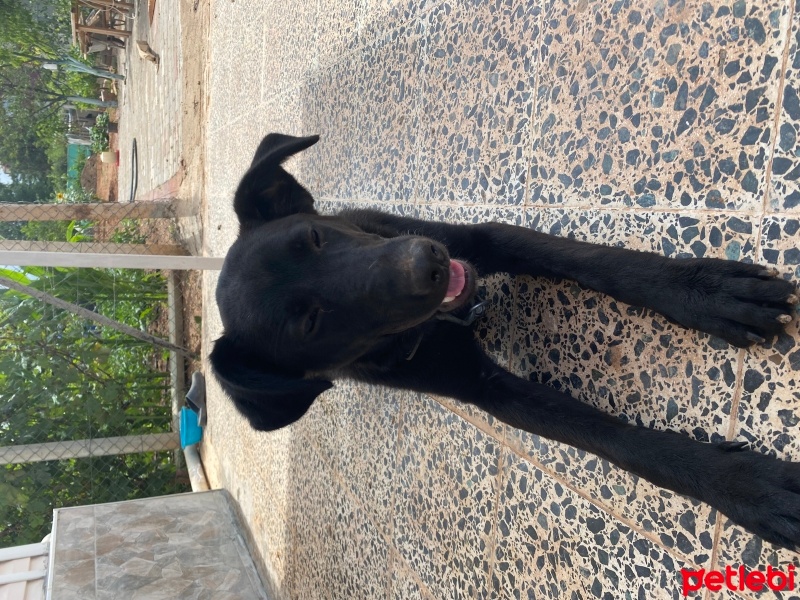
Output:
[{"xmin": 681, "ymin": 564, "xmax": 797, "ymax": 596}]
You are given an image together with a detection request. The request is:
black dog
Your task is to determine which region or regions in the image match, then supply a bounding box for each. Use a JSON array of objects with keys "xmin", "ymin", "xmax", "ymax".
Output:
[{"xmin": 211, "ymin": 133, "xmax": 800, "ymax": 550}]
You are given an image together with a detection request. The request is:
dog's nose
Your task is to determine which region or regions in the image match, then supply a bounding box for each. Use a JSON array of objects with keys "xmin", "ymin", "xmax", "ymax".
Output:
[{"xmin": 406, "ymin": 239, "xmax": 449, "ymax": 295}]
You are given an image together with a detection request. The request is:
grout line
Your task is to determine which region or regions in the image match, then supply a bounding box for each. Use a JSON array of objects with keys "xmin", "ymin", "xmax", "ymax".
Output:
[
  {"xmin": 428, "ymin": 391, "xmax": 708, "ymax": 570},
  {"xmin": 483, "ymin": 443, "xmax": 508, "ymax": 599},
  {"xmin": 709, "ymin": 211, "xmax": 766, "ymax": 574},
  {"xmin": 762, "ymin": 0, "xmax": 797, "ymax": 215},
  {"xmin": 315, "ymin": 194, "xmax": 784, "ymax": 217},
  {"xmin": 520, "ymin": 0, "xmax": 545, "ymax": 211},
  {"xmin": 384, "ymin": 537, "xmax": 394, "ymax": 600},
  {"xmin": 499, "ymin": 437, "xmax": 708, "ymax": 569},
  {"xmin": 385, "ymin": 389, "xmax": 411, "ymax": 597},
  {"xmin": 710, "ymin": 206, "xmax": 765, "ymax": 581},
  {"xmin": 408, "ymin": 8, "xmax": 428, "ymax": 209},
  {"xmin": 388, "ymin": 547, "xmax": 438, "ymax": 600}
]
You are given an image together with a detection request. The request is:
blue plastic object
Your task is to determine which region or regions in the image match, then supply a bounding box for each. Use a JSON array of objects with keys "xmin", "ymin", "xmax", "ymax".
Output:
[{"xmin": 180, "ymin": 407, "xmax": 203, "ymax": 448}]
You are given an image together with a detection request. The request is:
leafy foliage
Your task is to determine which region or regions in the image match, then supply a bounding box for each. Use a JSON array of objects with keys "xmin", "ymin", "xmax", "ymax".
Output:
[
  {"xmin": 89, "ymin": 112, "xmax": 110, "ymax": 153},
  {"xmin": 0, "ymin": 0, "xmax": 99, "ymax": 187},
  {"xmin": 0, "ymin": 221, "xmax": 189, "ymax": 546}
]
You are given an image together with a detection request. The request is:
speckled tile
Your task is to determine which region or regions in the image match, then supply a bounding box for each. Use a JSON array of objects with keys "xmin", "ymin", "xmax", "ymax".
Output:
[
  {"xmin": 349, "ymin": 22, "xmax": 426, "ymax": 203},
  {"xmin": 731, "ymin": 217, "xmax": 800, "ymax": 460},
  {"xmin": 504, "ymin": 208, "xmax": 762, "ymax": 566},
  {"xmin": 511, "ymin": 208, "xmax": 757, "ymax": 436},
  {"xmin": 200, "ymin": 0, "xmax": 800, "ymax": 595},
  {"xmin": 302, "ymin": 64, "xmax": 364, "ymax": 201},
  {"xmin": 415, "ymin": 0, "xmax": 536, "ymax": 205},
  {"xmin": 714, "ymin": 215, "xmax": 800, "ymax": 584},
  {"xmin": 715, "ymin": 521, "xmax": 800, "ymax": 600},
  {"xmin": 208, "ymin": 0, "xmax": 268, "ymax": 134},
  {"xmin": 287, "ymin": 433, "xmax": 390, "ymax": 600},
  {"xmin": 280, "ymin": 426, "xmax": 339, "ymax": 600},
  {"xmin": 243, "ymin": 427, "xmax": 296, "ymax": 596},
  {"xmin": 261, "ymin": 0, "xmax": 319, "ymax": 101},
  {"xmin": 316, "ymin": 0, "xmax": 367, "ymax": 71},
  {"xmin": 768, "ymin": 0, "xmax": 800, "ymax": 212},
  {"xmin": 204, "ymin": 114, "xmax": 260, "ymax": 257},
  {"xmin": 490, "ymin": 453, "xmax": 707, "ymax": 599},
  {"xmin": 388, "ymin": 553, "xmax": 437, "ymax": 600},
  {"xmin": 529, "ymin": 0, "xmax": 793, "ymax": 209},
  {"xmin": 205, "ymin": 92, "xmax": 315, "ymax": 258},
  {"xmin": 330, "ymin": 484, "xmax": 392, "ymax": 599},
  {"xmin": 362, "ymin": 0, "xmax": 432, "ymax": 46},
  {"xmin": 293, "ymin": 380, "xmax": 404, "ymax": 540},
  {"xmin": 393, "ymin": 394, "xmax": 501, "ymax": 600}
]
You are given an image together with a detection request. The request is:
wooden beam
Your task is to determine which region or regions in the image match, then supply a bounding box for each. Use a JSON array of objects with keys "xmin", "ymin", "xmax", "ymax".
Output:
[
  {"xmin": 0, "ymin": 571, "xmax": 47, "ymax": 586},
  {"xmin": 0, "ymin": 201, "xmax": 175, "ymax": 222},
  {"xmin": 0, "ymin": 251, "xmax": 224, "ymax": 270},
  {"xmin": 0, "ymin": 433, "xmax": 180, "ymax": 465},
  {"xmin": 79, "ymin": 0, "xmax": 135, "ymax": 11},
  {"xmin": 75, "ymin": 24, "xmax": 131, "ymax": 37},
  {"xmin": 0, "ymin": 544, "xmax": 48, "ymax": 562}
]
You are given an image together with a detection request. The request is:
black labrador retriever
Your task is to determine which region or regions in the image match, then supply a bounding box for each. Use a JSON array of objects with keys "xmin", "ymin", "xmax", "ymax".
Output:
[{"xmin": 211, "ymin": 133, "xmax": 800, "ymax": 550}]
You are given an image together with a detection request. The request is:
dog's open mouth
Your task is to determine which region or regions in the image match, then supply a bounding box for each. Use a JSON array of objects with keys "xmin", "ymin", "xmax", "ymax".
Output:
[{"xmin": 438, "ymin": 259, "xmax": 477, "ymax": 313}]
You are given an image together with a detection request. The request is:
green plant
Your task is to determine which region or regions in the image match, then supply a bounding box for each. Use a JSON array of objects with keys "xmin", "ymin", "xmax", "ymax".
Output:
[
  {"xmin": 0, "ymin": 262, "xmax": 183, "ymax": 546},
  {"xmin": 89, "ymin": 112, "xmax": 110, "ymax": 154},
  {"xmin": 110, "ymin": 219, "xmax": 147, "ymax": 245}
]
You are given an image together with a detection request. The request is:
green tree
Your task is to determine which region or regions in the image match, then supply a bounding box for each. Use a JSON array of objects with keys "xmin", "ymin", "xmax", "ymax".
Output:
[
  {"xmin": 0, "ymin": 0, "xmax": 100, "ymax": 182},
  {"xmin": 0, "ymin": 263, "xmax": 187, "ymax": 547},
  {"xmin": 0, "ymin": 176, "xmax": 53, "ymax": 204}
]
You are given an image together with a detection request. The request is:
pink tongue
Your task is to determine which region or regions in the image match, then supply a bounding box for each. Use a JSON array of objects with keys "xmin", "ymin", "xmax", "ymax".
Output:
[{"xmin": 447, "ymin": 260, "xmax": 466, "ymax": 297}]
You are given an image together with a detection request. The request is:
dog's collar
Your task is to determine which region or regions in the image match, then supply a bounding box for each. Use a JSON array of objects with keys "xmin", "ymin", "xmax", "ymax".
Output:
[
  {"xmin": 405, "ymin": 289, "xmax": 488, "ymax": 361},
  {"xmin": 434, "ymin": 299, "xmax": 488, "ymax": 327}
]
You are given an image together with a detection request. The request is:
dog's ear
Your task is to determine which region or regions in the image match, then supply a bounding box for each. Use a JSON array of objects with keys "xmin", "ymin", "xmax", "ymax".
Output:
[
  {"xmin": 209, "ymin": 334, "xmax": 332, "ymax": 431},
  {"xmin": 234, "ymin": 133, "xmax": 320, "ymax": 231}
]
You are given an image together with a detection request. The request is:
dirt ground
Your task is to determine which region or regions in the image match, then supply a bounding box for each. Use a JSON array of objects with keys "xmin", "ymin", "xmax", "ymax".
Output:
[
  {"xmin": 109, "ymin": 0, "xmax": 210, "ymax": 377},
  {"xmin": 175, "ymin": 0, "xmax": 210, "ymax": 375}
]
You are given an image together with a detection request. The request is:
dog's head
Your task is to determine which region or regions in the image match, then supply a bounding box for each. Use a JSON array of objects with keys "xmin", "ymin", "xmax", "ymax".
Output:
[{"xmin": 211, "ymin": 133, "xmax": 475, "ymax": 430}]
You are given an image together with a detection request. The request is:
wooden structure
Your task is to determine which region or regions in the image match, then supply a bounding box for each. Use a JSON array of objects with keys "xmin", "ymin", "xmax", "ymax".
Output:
[
  {"xmin": 70, "ymin": 0, "xmax": 133, "ymax": 56},
  {"xmin": 0, "ymin": 543, "xmax": 47, "ymax": 600}
]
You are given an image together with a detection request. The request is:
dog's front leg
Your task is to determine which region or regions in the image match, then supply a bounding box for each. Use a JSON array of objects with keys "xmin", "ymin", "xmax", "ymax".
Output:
[
  {"xmin": 344, "ymin": 210, "xmax": 796, "ymax": 346},
  {"xmin": 476, "ymin": 368, "xmax": 800, "ymax": 551},
  {"xmin": 470, "ymin": 222, "xmax": 798, "ymax": 347},
  {"xmin": 377, "ymin": 324, "xmax": 800, "ymax": 550}
]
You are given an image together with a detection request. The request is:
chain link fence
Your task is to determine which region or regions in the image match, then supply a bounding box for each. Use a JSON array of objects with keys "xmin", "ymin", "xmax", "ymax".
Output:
[{"xmin": 0, "ymin": 198, "xmax": 201, "ymax": 547}]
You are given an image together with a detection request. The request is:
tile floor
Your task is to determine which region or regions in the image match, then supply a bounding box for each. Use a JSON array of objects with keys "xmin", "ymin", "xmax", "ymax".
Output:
[{"xmin": 200, "ymin": 0, "xmax": 800, "ymax": 597}]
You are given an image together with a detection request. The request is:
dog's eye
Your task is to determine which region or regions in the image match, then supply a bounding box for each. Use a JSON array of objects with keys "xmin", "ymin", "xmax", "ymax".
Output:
[
  {"xmin": 304, "ymin": 307, "xmax": 320, "ymax": 335},
  {"xmin": 310, "ymin": 228, "xmax": 322, "ymax": 249}
]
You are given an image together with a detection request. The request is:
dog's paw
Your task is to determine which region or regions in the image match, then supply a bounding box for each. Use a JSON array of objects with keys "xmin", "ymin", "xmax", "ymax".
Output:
[
  {"xmin": 712, "ymin": 447, "xmax": 800, "ymax": 550},
  {"xmin": 662, "ymin": 259, "xmax": 797, "ymax": 347}
]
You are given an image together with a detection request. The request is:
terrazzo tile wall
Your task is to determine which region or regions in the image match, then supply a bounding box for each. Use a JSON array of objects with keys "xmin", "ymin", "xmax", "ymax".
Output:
[
  {"xmin": 202, "ymin": 0, "xmax": 800, "ymax": 598},
  {"xmin": 47, "ymin": 491, "xmax": 267, "ymax": 599}
]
